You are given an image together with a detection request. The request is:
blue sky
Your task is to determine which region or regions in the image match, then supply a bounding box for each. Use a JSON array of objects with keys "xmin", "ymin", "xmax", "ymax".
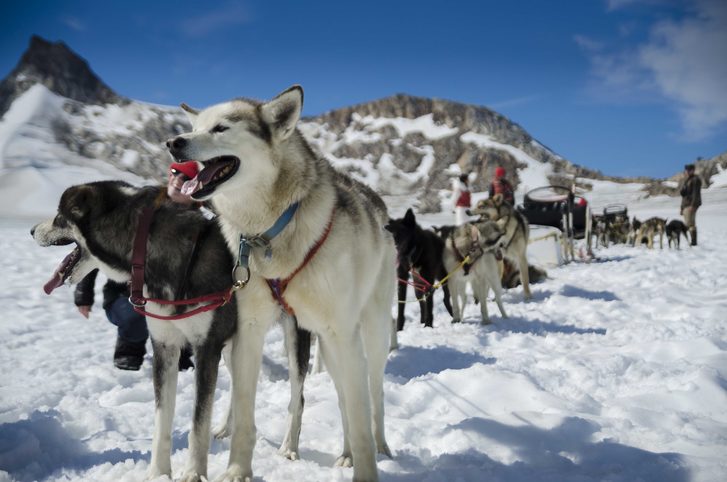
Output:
[{"xmin": 1, "ymin": 0, "xmax": 725, "ymax": 178}]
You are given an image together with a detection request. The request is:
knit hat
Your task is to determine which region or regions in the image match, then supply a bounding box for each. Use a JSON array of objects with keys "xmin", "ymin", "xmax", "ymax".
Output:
[
  {"xmin": 169, "ymin": 161, "xmax": 199, "ymax": 179},
  {"xmin": 494, "ymin": 166, "xmax": 506, "ymax": 178}
]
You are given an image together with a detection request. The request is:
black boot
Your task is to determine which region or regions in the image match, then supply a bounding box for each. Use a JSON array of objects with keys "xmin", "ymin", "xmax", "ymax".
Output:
[
  {"xmin": 113, "ymin": 337, "xmax": 146, "ymax": 371},
  {"xmin": 690, "ymin": 228, "xmax": 697, "ymax": 246},
  {"xmin": 179, "ymin": 344, "xmax": 194, "ymax": 371}
]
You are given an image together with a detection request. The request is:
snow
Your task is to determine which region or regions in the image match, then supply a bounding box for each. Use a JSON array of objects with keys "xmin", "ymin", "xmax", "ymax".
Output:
[{"xmin": 1, "ymin": 86, "xmax": 727, "ymax": 482}]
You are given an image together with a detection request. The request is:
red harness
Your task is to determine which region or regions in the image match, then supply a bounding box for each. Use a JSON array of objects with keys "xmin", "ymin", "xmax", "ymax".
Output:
[
  {"xmin": 129, "ymin": 207, "xmax": 233, "ymax": 321},
  {"xmin": 265, "ymin": 209, "xmax": 336, "ymax": 316}
]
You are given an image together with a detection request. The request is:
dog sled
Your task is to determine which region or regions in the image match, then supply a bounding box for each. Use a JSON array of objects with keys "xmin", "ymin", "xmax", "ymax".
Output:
[{"xmin": 517, "ymin": 185, "xmax": 592, "ymax": 263}]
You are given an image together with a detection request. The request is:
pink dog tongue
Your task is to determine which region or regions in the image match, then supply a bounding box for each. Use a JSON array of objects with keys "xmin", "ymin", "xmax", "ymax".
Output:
[
  {"xmin": 43, "ymin": 254, "xmax": 71, "ymax": 294},
  {"xmin": 181, "ymin": 178, "xmax": 200, "ymax": 196},
  {"xmin": 181, "ymin": 160, "xmax": 228, "ymax": 195},
  {"xmin": 43, "ymin": 248, "xmax": 79, "ymax": 294}
]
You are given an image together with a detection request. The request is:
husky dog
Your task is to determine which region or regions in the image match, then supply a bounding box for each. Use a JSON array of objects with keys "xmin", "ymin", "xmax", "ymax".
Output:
[
  {"xmin": 467, "ymin": 194, "xmax": 532, "ymax": 300},
  {"xmin": 167, "ymin": 85, "xmax": 395, "ymax": 481},
  {"xmin": 591, "ymin": 214, "xmax": 608, "ymax": 248},
  {"xmin": 628, "ymin": 217, "xmax": 642, "ymax": 246},
  {"xmin": 636, "ymin": 217, "xmax": 666, "ymax": 249},
  {"xmin": 385, "ymin": 208, "xmax": 453, "ymax": 329},
  {"xmin": 31, "ymin": 182, "xmax": 237, "ymax": 481},
  {"xmin": 442, "ymin": 221, "xmax": 508, "ymax": 324},
  {"xmin": 666, "ymin": 219, "xmax": 690, "ymax": 249}
]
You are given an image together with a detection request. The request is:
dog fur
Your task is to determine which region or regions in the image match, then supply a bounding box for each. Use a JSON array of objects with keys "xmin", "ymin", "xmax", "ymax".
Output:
[
  {"xmin": 467, "ymin": 194, "xmax": 532, "ymax": 300},
  {"xmin": 636, "ymin": 217, "xmax": 666, "ymax": 249},
  {"xmin": 385, "ymin": 208, "xmax": 453, "ymax": 329},
  {"xmin": 666, "ymin": 219, "xmax": 690, "ymax": 249},
  {"xmin": 442, "ymin": 221, "xmax": 508, "ymax": 324},
  {"xmin": 167, "ymin": 85, "xmax": 395, "ymax": 481},
  {"xmin": 31, "ymin": 182, "xmax": 238, "ymax": 481}
]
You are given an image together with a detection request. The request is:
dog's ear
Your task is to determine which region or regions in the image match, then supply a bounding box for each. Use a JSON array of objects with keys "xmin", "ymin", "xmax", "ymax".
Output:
[
  {"xmin": 404, "ymin": 208, "xmax": 416, "ymax": 226},
  {"xmin": 261, "ymin": 85, "xmax": 303, "ymax": 141},
  {"xmin": 180, "ymin": 103, "xmax": 199, "ymax": 124},
  {"xmin": 384, "ymin": 219, "xmax": 395, "ymax": 233},
  {"xmin": 62, "ymin": 185, "xmax": 98, "ymax": 220},
  {"xmin": 492, "ymin": 193, "xmax": 503, "ymax": 206}
]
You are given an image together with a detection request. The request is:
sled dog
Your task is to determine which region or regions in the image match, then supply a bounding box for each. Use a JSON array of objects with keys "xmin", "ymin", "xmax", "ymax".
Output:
[
  {"xmin": 666, "ymin": 219, "xmax": 690, "ymax": 249},
  {"xmin": 167, "ymin": 85, "xmax": 395, "ymax": 481},
  {"xmin": 31, "ymin": 181, "xmax": 238, "ymax": 481},
  {"xmin": 442, "ymin": 221, "xmax": 508, "ymax": 324},
  {"xmin": 628, "ymin": 217, "xmax": 642, "ymax": 246},
  {"xmin": 467, "ymin": 194, "xmax": 532, "ymax": 300},
  {"xmin": 636, "ymin": 216, "xmax": 666, "ymax": 249},
  {"xmin": 386, "ymin": 208, "xmax": 453, "ymax": 329}
]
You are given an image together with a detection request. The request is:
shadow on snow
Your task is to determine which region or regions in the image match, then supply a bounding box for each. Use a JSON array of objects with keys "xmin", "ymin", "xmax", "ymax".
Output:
[{"xmin": 382, "ymin": 416, "xmax": 689, "ymax": 482}]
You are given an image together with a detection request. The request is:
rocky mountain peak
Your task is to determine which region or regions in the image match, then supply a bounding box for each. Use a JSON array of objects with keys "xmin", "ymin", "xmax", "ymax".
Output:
[{"xmin": 0, "ymin": 35, "xmax": 124, "ymax": 118}]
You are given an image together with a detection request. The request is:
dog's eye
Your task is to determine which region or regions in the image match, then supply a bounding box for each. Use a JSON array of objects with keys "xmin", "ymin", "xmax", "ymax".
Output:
[{"xmin": 210, "ymin": 124, "xmax": 228, "ymax": 134}]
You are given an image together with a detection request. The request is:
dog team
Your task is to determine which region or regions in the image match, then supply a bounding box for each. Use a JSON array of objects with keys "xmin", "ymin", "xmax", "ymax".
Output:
[{"xmin": 31, "ymin": 86, "xmax": 701, "ymax": 481}]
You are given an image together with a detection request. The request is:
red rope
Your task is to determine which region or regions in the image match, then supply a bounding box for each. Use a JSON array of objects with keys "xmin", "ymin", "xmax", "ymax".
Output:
[{"xmin": 132, "ymin": 289, "xmax": 233, "ymax": 320}]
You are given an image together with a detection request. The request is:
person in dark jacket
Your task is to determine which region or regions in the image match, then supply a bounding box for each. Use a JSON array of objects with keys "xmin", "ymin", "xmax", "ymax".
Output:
[
  {"xmin": 489, "ymin": 166, "xmax": 515, "ymax": 205},
  {"xmin": 74, "ymin": 161, "xmax": 203, "ymax": 370},
  {"xmin": 679, "ymin": 163, "xmax": 702, "ymax": 246}
]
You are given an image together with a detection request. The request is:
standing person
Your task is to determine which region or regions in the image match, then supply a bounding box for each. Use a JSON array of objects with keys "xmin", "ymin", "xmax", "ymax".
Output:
[
  {"xmin": 489, "ymin": 166, "xmax": 515, "ymax": 205},
  {"xmin": 74, "ymin": 161, "xmax": 202, "ymax": 370},
  {"xmin": 452, "ymin": 173, "xmax": 472, "ymax": 225},
  {"xmin": 680, "ymin": 163, "xmax": 702, "ymax": 246}
]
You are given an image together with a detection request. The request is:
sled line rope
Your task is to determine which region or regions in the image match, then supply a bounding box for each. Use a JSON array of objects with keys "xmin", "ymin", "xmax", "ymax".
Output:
[{"xmin": 396, "ymin": 255, "xmax": 471, "ymax": 304}]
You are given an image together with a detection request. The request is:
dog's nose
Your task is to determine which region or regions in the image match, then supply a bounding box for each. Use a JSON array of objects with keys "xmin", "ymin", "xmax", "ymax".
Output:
[
  {"xmin": 30, "ymin": 226, "xmax": 35, "ymax": 236},
  {"xmin": 166, "ymin": 136, "xmax": 187, "ymax": 150}
]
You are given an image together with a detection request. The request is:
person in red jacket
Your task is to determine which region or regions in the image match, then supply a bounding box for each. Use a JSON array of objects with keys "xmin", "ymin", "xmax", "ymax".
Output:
[
  {"xmin": 489, "ymin": 166, "xmax": 515, "ymax": 205},
  {"xmin": 452, "ymin": 173, "xmax": 472, "ymax": 225}
]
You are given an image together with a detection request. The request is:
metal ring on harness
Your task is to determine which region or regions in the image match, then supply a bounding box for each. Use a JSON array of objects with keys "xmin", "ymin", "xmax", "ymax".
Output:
[
  {"xmin": 128, "ymin": 296, "xmax": 147, "ymax": 308},
  {"xmin": 231, "ymin": 265, "xmax": 251, "ymax": 290}
]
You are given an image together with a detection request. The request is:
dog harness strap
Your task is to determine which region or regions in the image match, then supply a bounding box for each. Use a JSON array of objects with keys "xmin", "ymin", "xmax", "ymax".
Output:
[
  {"xmin": 265, "ymin": 208, "xmax": 336, "ymax": 316},
  {"xmin": 129, "ymin": 207, "xmax": 156, "ymax": 306},
  {"xmin": 237, "ymin": 202, "xmax": 300, "ymax": 269},
  {"xmin": 450, "ymin": 232, "xmax": 472, "ymax": 276}
]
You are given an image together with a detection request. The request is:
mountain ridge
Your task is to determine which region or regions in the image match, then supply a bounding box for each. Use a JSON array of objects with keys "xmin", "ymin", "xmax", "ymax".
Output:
[{"xmin": 1, "ymin": 35, "xmax": 723, "ymax": 211}]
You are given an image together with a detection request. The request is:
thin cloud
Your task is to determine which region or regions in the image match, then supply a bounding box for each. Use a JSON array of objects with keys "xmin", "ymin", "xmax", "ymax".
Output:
[
  {"xmin": 180, "ymin": 2, "xmax": 252, "ymax": 37},
  {"xmin": 60, "ymin": 15, "xmax": 85, "ymax": 31},
  {"xmin": 578, "ymin": 0, "xmax": 727, "ymax": 140},
  {"xmin": 638, "ymin": 0, "xmax": 727, "ymax": 139}
]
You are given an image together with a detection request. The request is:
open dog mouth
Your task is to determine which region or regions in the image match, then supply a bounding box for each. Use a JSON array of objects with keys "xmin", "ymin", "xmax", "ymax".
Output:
[
  {"xmin": 181, "ymin": 156, "xmax": 240, "ymax": 199},
  {"xmin": 44, "ymin": 244, "xmax": 81, "ymax": 294}
]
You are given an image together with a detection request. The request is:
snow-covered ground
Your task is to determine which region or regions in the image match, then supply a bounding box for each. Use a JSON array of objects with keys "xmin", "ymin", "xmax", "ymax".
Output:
[{"xmin": 1, "ymin": 172, "xmax": 726, "ymax": 481}]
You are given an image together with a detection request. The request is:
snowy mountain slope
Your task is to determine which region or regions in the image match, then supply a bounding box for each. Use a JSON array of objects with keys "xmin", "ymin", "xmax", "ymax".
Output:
[{"xmin": 4, "ymin": 36, "xmax": 702, "ymax": 220}]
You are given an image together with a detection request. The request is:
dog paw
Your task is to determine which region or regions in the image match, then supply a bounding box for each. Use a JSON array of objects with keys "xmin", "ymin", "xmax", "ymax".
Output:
[
  {"xmin": 212, "ymin": 466, "xmax": 252, "ymax": 482},
  {"xmin": 178, "ymin": 471, "xmax": 205, "ymax": 482},
  {"xmin": 144, "ymin": 468, "xmax": 171, "ymax": 481},
  {"xmin": 334, "ymin": 454, "xmax": 353, "ymax": 468},
  {"xmin": 378, "ymin": 442, "xmax": 393, "ymax": 458},
  {"xmin": 277, "ymin": 447, "xmax": 299, "ymax": 461},
  {"xmin": 480, "ymin": 318, "xmax": 492, "ymax": 325}
]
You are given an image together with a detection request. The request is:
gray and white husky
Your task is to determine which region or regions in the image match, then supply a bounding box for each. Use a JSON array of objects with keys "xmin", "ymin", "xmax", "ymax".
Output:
[
  {"xmin": 31, "ymin": 181, "xmax": 237, "ymax": 481},
  {"xmin": 167, "ymin": 85, "xmax": 396, "ymax": 481},
  {"xmin": 468, "ymin": 194, "xmax": 532, "ymax": 300},
  {"xmin": 443, "ymin": 221, "xmax": 508, "ymax": 324}
]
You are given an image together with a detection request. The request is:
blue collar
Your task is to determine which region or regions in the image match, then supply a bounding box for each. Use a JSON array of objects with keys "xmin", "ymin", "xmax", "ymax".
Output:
[{"xmin": 237, "ymin": 202, "xmax": 299, "ymax": 269}]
